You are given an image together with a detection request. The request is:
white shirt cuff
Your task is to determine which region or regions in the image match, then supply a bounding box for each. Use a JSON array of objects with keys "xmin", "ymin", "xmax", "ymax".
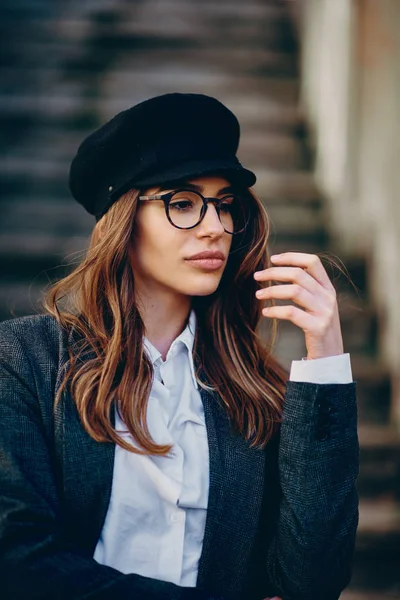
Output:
[{"xmin": 289, "ymin": 353, "xmax": 353, "ymax": 384}]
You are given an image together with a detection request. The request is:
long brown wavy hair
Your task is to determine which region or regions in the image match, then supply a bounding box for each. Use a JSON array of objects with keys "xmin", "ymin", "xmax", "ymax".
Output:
[{"xmin": 44, "ymin": 184, "xmax": 290, "ymax": 455}]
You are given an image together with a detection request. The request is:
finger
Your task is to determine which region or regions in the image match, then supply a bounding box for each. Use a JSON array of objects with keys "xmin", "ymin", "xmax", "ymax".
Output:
[
  {"xmin": 269, "ymin": 252, "xmax": 335, "ymax": 291},
  {"xmin": 256, "ymin": 283, "xmax": 319, "ymax": 313},
  {"xmin": 262, "ymin": 304, "xmax": 318, "ymax": 331},
  {"xmin": 256, "ymin": 284, "xmax": 331, "ymax": 314},
  {"xmin": 255, "ymin": 266, "xmax": 320, "ymax": 296}
]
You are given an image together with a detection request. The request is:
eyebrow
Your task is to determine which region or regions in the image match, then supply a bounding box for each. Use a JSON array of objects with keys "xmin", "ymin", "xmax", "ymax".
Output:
[{"xmin": 155, "ymin": 181, "xmax": 235, "ymax": 195}]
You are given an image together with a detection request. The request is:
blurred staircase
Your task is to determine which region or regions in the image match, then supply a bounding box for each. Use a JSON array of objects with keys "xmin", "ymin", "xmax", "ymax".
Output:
[{"xmin": 0, "ymin": 0, "xmax": 399, "ymax": 597}]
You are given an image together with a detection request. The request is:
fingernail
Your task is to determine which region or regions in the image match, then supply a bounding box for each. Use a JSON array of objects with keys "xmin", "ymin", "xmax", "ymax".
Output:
[
  {"xmin": 270, "ymin": 254, "xmax": 281, "ymax": 261},
  {"xmin": 254, "ymin": 272, "xmax": 261, "ymax": 279}
]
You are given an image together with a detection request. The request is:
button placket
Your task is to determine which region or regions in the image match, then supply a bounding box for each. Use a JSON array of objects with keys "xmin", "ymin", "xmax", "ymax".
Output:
[
  {"xmin": 158, "ymin": 505, "xmax": 185, "ymax": 583},
  {"xmin": 170, "ymin": 511, "xmax": 185, "ymax": 523}
]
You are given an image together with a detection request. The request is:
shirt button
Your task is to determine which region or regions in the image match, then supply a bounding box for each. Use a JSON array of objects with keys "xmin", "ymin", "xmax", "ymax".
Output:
[{"xmin": 170, "ymin": 512, "xmax": 184, "ymax": 523}]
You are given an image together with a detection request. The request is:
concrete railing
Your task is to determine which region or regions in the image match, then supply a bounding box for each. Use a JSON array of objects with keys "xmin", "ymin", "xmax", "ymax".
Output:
[{"xmin": 296, "ymin": 0, "xmax": 400, "ymax": 428}]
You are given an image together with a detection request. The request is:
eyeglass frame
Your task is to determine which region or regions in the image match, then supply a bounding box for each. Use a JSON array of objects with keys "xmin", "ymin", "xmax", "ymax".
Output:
[{"xmin": 138, "ymin": 188, "xmax": 250, "ymax": 235}]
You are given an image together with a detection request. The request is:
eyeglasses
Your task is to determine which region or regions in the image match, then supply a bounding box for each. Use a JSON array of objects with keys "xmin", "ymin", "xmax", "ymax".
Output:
[{"xmin": 138, "ymin": 189, "xmax": 250, "ymax": 235}]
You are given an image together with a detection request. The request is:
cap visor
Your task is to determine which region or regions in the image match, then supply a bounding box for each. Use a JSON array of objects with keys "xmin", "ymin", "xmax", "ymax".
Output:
[{"xmin": 134, "ymin": 157, "xmax": 256, "ymax": 189}]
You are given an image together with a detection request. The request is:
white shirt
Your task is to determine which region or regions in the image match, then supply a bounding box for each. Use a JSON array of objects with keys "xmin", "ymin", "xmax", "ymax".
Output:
[{"xmin": 93, "ymin": 309, "xmax": 353, "ymax": 585}]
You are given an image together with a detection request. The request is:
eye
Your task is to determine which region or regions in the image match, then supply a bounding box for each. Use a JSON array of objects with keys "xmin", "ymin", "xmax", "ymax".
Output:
[
  {"xmin": 219, "ymin": 195, "xmax": 235, "ymax": 213},
  {"xmin": 169, "ymin": 200, "xmax": 194, "ymax": 211},
  {"xmin": 169, "ymin": 190, "xmax": 201, "ymax": 211}
]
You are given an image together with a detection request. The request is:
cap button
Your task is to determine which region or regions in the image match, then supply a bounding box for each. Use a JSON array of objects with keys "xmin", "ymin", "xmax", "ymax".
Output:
[{"xmin": 108, "ymin": 185, "xmax": 113, "ymax": 192}]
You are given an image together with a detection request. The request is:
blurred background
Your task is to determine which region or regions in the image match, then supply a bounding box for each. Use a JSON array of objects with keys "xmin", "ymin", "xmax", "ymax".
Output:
[{"xmin": 0, "ymin": 0, "xmax": 399, "ymax": 597}]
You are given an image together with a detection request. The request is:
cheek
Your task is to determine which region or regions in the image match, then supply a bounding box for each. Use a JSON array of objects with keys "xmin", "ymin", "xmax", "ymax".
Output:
[
  {"xmin": 132, "ymin": 222, "xmax": 182, "ymax": 274},
  {"xmin": 131, "ymin": 209, "xmax": 234, "ymax": 289}
]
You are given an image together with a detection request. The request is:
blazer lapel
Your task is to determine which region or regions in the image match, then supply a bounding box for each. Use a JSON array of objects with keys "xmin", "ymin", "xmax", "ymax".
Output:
[
  {"xmin": 53, "ymin": 327, "xmax": 115, "ymax": 555},
  {"xmin": 196, "ymin": 385, "xmax": 267, "ymax": 598},
  {"xmin": 55, "ymin": 387, "xmax": 115, "ymax": 554}
]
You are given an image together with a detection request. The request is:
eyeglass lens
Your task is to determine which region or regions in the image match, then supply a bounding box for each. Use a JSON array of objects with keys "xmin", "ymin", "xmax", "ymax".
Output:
[{"xmin": 167, "ymin": 190, "xmax": 247, "ymax": 233}]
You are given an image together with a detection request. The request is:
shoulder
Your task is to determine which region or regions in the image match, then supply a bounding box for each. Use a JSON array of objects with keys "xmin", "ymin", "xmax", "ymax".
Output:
[
  {"xmin": 0, "ymin": 314, "xmax": 72, "ymax": 411},
  {"xmin": 0, "ymin": 314, "xmax": 67, "ymax": 373},
  {"xmin": 0, "ymin": 313, "xmax": 62, "ymax": 348},
  {"xmin": 0, "ymin": 315, "xmax": 70, "ymax": 432}
]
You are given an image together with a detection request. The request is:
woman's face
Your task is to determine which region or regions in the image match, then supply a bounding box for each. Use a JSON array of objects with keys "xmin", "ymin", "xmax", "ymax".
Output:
[{"xmin": 130, "ymin": 175, "xmax": 235, "ymax": 299}]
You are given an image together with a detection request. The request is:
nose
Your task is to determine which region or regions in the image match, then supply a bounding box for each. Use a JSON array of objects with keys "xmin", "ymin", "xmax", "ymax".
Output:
[{"xmin": 197, "ymin": 202, "xmax": 225, "ymax": 236}]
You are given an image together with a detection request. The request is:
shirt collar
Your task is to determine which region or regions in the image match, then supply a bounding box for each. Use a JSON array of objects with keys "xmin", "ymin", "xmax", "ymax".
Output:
[{"xmin": 143, "ymin": 309, "xmax": 198, "ymax": 389}]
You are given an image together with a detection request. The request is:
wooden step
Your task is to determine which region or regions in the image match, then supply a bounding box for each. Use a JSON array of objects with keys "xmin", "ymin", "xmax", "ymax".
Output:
[
  {"xmin": 352, "ymin": 356, "xmax": 392, "ymax": 425},
  {"xmin": 0, "ymin": 282, "xmax": 45, "ymax": 323},
  {"xmin": 100, "ymin": 63, "xmax": 300, "ymax": 105},
  {"xmin": 352, "ymin": 498, "xmax": 400, "ymax": 593},
  {"xmin": 357, "ymin": 424, "xmax": 400, "ymax": 498},
  {"xmin": 0, "ymin": 155, "xmax": 67, "ymax": 180},
  {"xmin": 338, "ymin": 295, "xmax": 378, "ymax": 356},
  {"xmin": 253, "ymin": 169, "xmax": 321, "ymax": 204},
  {"xmin": 0, "ymin": 92, "xmax": 89, "ymax": 124},
  {"xmin": 225, "ymin": 97, "xmax": 305, "ymax": 134},
  {"xmin": 0, "ymin": 197, "xmax": 93, "ymax": 235},
  {"xmin": 329, "ymin": 254, "xmax": 369, "ymax": 298},
  {"xmin": 117, "ymin": 0, "xmax": 288, "ymax": 23},
  {"xmin": 78, "ymin": 43, "xmax": 298, "ymax": 77},
  {"xmin": 109, "ymin": 0, "xmax": 296, "ymax": 50},
  {"xmin": 238, "ymin": 130, "xmax": 308, "ymax": 170}
]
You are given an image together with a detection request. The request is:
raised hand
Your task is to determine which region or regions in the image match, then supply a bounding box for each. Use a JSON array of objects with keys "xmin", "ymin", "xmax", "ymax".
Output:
[{"xmin": 254, "ymin": 252, "xmax": 344, "ymax": 360}]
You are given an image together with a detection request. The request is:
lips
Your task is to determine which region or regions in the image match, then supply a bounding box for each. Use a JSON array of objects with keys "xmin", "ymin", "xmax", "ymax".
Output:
[
  {"xmin": 186, "ymin": 250, "xmax": 226, "ymax": 261},
  {"xmin": 185, "ymin": 250, "xmax": 227, "ymax": 272}
]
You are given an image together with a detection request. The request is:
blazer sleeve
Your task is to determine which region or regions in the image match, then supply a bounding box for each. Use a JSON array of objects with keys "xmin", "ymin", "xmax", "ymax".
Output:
[
  {"xmin": 262, "ymin": 380, "xmax": 359, "ymax": 600},
  {"xmin": 0, "ymin": 323, "xmax": 212, "ymax": 600}
]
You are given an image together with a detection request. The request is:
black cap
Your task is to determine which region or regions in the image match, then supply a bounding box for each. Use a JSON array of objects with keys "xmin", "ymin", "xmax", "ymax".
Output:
[{"xmin": 68, "ymin": 93, "xmax": 256, "ymax": 219}]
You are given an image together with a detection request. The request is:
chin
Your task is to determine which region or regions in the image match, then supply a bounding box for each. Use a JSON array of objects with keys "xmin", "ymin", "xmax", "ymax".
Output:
[
  {"xmin": 175, "ymin": 267, "xmax": 226, "ymax": 297},
  {"xmin": 191, "ymin": 288, "xmax": 220, "ymax": 297},
  {"xmin": 185, "ymin": 280, "xmax": 222, "ymax": 297}
]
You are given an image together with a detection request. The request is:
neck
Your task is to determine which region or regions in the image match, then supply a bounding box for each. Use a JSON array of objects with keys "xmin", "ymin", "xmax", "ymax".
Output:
[{"xmin": 135, "ymin": 286, "xmax": 192, "ymax": 361}]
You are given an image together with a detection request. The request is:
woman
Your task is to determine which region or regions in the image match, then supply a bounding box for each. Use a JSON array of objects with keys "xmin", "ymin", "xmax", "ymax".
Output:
[{"xmin": 0, "ymin": 93, "xmax": 359, "ymax": 600}]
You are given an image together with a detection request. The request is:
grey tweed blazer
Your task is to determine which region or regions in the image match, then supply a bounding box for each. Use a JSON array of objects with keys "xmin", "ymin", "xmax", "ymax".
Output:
[{"xmin": 0, "ymin": 315, "xmax": 359, "ymax": 600}]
